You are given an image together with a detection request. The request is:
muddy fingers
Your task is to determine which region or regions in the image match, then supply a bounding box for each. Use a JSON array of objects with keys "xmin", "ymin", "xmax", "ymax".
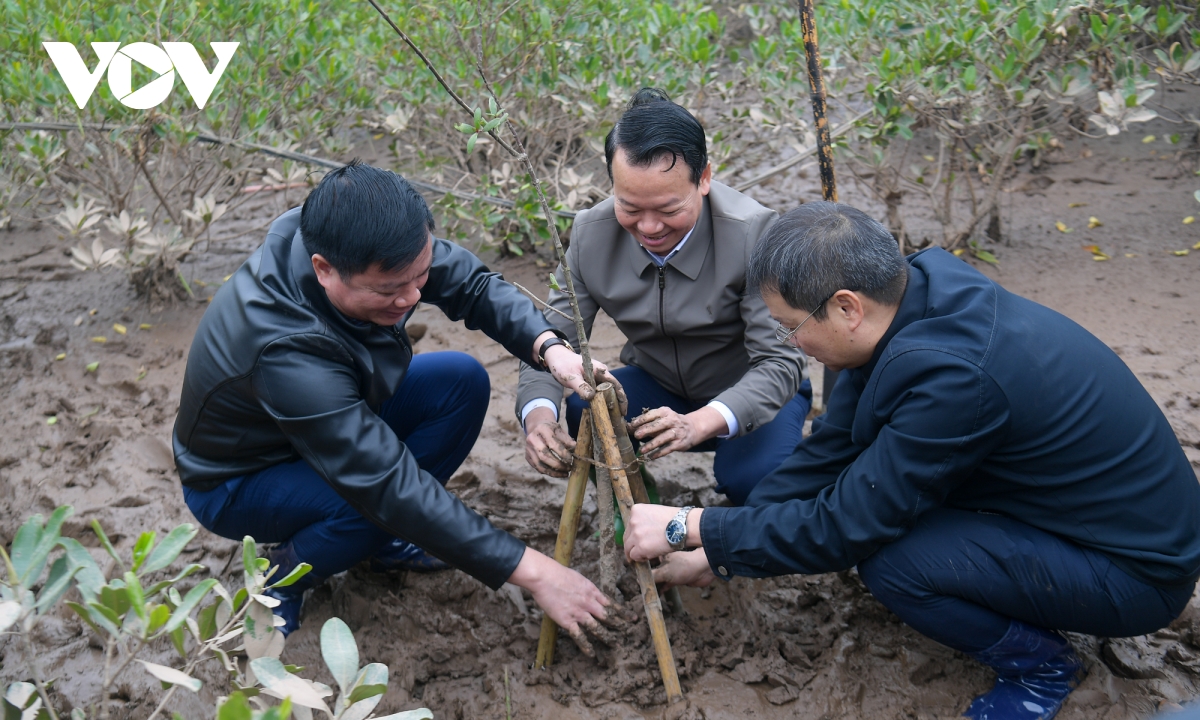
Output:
[{"xmin": 567, "ymin": 623, "xmax": 598, "ymax": 658}]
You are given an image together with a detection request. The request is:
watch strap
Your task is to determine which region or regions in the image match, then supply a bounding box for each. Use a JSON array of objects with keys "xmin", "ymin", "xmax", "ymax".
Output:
[{"xmin": 537, "ymin": 335, "xmax": 572, "ymax": 368}]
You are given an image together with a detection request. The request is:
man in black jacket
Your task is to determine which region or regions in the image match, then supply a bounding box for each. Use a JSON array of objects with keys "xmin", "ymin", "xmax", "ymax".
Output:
[
  {"xmin": 175, "ymin": 161, "xmax": 621, "ymax": 644},
  {"xmin": 625, "ymin": 202, "xmax": 1200, "ymax": 720}
]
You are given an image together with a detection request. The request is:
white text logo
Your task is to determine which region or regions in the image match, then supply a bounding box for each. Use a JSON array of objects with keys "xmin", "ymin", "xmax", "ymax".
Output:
[{"xmin": 42, "ymin": 41, "xmax": 240, "ymax": 110}]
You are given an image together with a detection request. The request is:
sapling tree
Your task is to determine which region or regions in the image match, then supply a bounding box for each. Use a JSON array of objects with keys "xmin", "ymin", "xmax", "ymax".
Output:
[{"xmin": 0, "ymin": 506, "xmax": 432, "ymax": 720}]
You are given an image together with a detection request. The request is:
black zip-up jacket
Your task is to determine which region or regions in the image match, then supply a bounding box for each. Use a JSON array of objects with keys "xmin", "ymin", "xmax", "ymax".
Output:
[
  {"xmin": 173, "ymin": 208, "xmax": 554, "ymax": 589},
  {"xmin": 701, "ymin": 247, "xmax": 1200, "ymax": 588}
]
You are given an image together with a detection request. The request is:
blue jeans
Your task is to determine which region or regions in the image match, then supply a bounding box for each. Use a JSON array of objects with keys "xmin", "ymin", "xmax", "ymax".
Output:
[
  {"xmin": 182, "ymin": 351, "xmax": 490, "ymax": 578},
  {"xmin": 858, "ymin": 507, "xmax": 1195, "ymax": 653},
  {"xmin": 565, "ymin": 365, "xmax": 812, "ymax": 506}
]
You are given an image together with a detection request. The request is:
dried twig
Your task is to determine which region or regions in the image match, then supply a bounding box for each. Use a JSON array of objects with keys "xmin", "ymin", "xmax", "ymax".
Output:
[{"xmin": 511, "ymin": 282, "xmax": 574, "ymax": 322}]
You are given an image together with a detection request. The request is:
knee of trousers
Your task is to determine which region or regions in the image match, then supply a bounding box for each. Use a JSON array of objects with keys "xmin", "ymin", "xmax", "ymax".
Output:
[
  {"xmin": 444, "ymin": 352, "xmax": 491, "ymax": 399},
  {"xmin": 857, "ymin": 541, "xmax": 930, "ymax": 608}
]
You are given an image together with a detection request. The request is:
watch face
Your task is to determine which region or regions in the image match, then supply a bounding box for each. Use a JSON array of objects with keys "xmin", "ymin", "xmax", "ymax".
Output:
[{"xmin": 665, "ymin": 519, "xmax": 685, "ymax": 546}]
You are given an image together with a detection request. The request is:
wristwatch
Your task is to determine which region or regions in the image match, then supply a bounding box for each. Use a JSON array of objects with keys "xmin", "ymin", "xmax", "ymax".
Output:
[
  {"xmin": 537, "ymin": 335, "xmax": 572, "ymax": 368},
  {"xmin": 665, "ymin": 506, "xmax": 694, "ymax": 551}
]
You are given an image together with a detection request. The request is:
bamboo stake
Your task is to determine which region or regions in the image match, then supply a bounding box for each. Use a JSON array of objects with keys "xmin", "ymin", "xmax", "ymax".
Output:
[
  {"xmin": 589, "ymin": 384, "xmax": 684, "ymax": 704},
  {"xmin": 798, "ymin": 0, "xmax": 843, "ymax": 409},
  {"xmin": 599, "ymin": 387, "xmax": 687, "ymax": 617},
  {"xmin": 592, "ymin": 420, "xmax": 619, "ymax": 599},
  {"xmin": 535, "ymin": 411, "xmax": 594, "ymax": 669},
  {"xmin": 798, "ymin": 0, "xmax": 837, "ymax": 203}
]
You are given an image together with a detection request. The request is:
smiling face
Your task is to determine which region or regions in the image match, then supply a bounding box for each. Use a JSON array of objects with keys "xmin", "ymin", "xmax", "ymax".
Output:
[
  {"xmin": 312, "ymin": 235, "xmax": 433, "ymax": 326},
  {"xmin": 611, "ymin": 151, "xmax": 711, "ymax": 256}
]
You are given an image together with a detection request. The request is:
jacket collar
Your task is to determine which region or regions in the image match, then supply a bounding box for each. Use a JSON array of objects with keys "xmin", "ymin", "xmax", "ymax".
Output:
[
  {"xmin": 627, "ymin": 195, "xmax": 713, "ymax": 280},
  {"xmin": 856, "ymin": 259, "xmax": 925, "ymax": 381}
]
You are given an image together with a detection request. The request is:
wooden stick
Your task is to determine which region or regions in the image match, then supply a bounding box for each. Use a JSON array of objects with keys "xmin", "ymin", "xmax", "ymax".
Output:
[
  {"xmin": 599, "ymin": 387, "xmax": 687, "ymax": 617},
  {"xmin": 589, "ymin": 384, "xmax": 684, "ymax": 704},
  {"xmin": 798, "ymin": 0, "xmax": 837, "ymax": 203},
  {"xmin": 535, "ymin": 411, "xmax": 594, "ymax": 669},
  {"xmin": 592, "ymin": 420, "xmax": 619, "ymax": 599}
]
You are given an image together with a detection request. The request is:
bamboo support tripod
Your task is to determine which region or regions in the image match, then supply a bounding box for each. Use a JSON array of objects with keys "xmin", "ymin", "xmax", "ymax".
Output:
[{"xmin": 534, "ymin": 384, "xmax": 684, "ymax": 706}]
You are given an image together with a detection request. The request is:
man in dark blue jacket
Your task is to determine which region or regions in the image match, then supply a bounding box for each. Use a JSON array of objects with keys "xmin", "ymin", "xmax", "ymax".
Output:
[{"xmin": 625, "ymin": 202, "xmax": 1200, "ymax": 720}]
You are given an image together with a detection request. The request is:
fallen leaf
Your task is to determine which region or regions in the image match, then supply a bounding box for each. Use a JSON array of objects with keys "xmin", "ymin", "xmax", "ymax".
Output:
[
  {"xmin": 54, "ymin": 353, "xmax": 66, "ymax": 361},
  {"xmin": 1068, "ymin": 202, "xmax": 1088, "ymax": 208},
  {"xmin": 223, "ymin": 274, "xmax": 233, "ymax": 282},
  {"xmin": 1125, "ymin": 253, "xmax": 1137, "ymax": 258},
  {"xmin": 113, "ymin": 323, "xmax": 127, "ymax": 335},
  {"xmin": 1088, "ymin": 217, "xmax": 1102, "ymax": 228},
  {"xmin": 46, "ymin": 417, "xmax": 57, "ymax": 426},
  {"xmin": 73, "ymin": 316, "xmax": 83, "ymax": 326},
  {"xmin": 85, "ymin": 361, "xmax": 99, "ymax": 373},
  {"xmin": 1193, "ymin": 241, "xmax": 1200, "ymax": 250},
  {"xmin": 952, "ymin": 248, "xmax": 966, "ymax": 257},
  {"xmin": 1055, "ymin": 221, "xmax": 1073, "ymax": 233},
  {"xmin": 139, "ymin": 323, "xmax": 153, "ymax": 330},
  {"xmin": 136, "ymin": 366, "xmax": 147, "ymax": 382},
  {"xmin": 1092, "ymin": 255, "xmax": 1109, "ymax": 261},
  {"xmin": 1194, "ymin": 190, "xmax": 1200, "ymax": 204},
  {"xmin": 974, "ymin": 249, "xmax": 999, "ymax": 265},
  {"xmin": 1142, "ymin": 135, "xmax": 1156, "ymax": 144},
  {"xmin": 88, "ymin": 308, "xmax": 98, "ymax": 316},
  {"xmin": 923, "ymin": 154, "xmax": 936, "ymax": 162},
  {"xmin": 1171, "ymin": 249, "xmax": 1190, "ymax": 256},
  {"xmin": 1185, "ymin": 217, "xmax": 1196, "ymax": 225},
  {"xmin": 91, "ymin": 336, "xmax": 107, "ymax": 343},
  {"xmin": 1082, "ymin": 244, "xmax": 1110, "ymax": 261}
]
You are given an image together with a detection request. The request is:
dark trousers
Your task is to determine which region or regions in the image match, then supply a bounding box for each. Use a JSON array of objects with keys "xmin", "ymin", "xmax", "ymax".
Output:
[
  {"xmin": 564, "ymin": 364, "xmax": 812, "ymax": 506},
  {"xmin": 857, "ymin": 508, "xmax": 1195, "ymax": 653},
  {"xmin": 182, "ymin": 351, "xmax": 490, "ymax": 578}
]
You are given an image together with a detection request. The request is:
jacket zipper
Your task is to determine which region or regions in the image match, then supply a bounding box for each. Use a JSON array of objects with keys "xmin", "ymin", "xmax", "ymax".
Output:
[{"xmin": 657, "ymin": 266, "xmax": 690, "ymax": 401}]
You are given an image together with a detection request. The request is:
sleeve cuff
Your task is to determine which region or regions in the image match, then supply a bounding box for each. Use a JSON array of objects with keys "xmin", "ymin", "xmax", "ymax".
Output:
[
  {"xmin": 699, "ymin": 506, "xmax": 735, "ymax": 581},
  {"xmin": 520, "ymin": 398, "xmax": 560, "ymax": 433},
  {"xmin": 707, "ymin": 400, "xmax": 738, "ymax": 439}
]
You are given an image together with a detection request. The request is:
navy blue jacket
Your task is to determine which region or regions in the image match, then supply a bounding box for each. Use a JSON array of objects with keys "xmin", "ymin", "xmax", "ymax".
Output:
[{"xmin": 700, "ymin": 248, "xmax": 1200, "ymax": 588}]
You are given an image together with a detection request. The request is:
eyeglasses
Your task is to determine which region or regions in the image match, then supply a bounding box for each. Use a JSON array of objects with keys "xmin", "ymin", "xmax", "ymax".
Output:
[{"xmin": 775, "ymin": 293, "xmax": 835, "ymax": 344}]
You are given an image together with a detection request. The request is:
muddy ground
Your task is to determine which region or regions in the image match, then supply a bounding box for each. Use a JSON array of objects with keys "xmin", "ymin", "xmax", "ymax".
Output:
[{"xmin": 2, "ymin": 107, "xmax": 1200, "ymax": 719}]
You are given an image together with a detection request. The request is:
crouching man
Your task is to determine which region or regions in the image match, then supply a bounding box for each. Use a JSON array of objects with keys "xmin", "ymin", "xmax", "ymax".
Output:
[
  {"xmin": 174, "ymin": 161, "xmax": 622, "ymax": 646},
  {"xmin": 625, "ymin": 202, "xmax": 1200, "ymax": 720}
]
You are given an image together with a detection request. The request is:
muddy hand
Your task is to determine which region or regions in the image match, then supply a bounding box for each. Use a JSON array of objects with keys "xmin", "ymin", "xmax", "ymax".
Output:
[
  {"xmin": 524, "ymin": 408, "xmax": 576, "ymax": 477},
  {"xmin": 629, "ymin": 407, "xmax": 699, "ymax": 459},
  {"xmin": 513, "ymin": 549, "xmax": 615, "ymax": 657},
  {"xmin": 594, "ymin": 366, "xmax": 629, "ymax": 414},
  {"xmin": 567, "ymin": 599, "xmax": 639, "ymax": 657},
  {"xmin": 544, "ymin": 344, "xmax": 609, "ymax": 400},
  {"xmin": 653, "ymin": 549, "xmax": 717, "ymax": 590}
]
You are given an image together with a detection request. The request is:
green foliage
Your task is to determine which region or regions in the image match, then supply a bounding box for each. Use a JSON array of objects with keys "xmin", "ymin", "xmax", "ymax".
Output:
[
  {"xmin": 789, "ymin": 0, "xmax": 1197, "ymax": 248},
  {"xmin": 1, "ymin": 506, "xmax": 425, "ymax": 720},
  {"xmin": 0, "ymin": 0, "xmax": 1195, "ymax": 255}
]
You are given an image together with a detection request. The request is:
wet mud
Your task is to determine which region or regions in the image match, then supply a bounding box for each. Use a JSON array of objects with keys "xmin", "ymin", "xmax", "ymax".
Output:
[{"xmin": 1, "ymin": 115, "xmax": 1199, "ymax": 719}]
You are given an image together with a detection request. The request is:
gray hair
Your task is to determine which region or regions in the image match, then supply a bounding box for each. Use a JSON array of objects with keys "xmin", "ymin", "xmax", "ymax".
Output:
[{"xmin": 748, "ymin": 202, "xmax": 907, "ymax": 319}]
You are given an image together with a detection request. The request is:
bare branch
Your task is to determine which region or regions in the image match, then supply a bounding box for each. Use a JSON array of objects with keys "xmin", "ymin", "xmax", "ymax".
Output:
[
  {"xmin": 363, "ymin": 0, "xmax": 519, "ymax": 157},
  {"xmin": 511, "ymin": 282, "xmax": 574, "ymax": 321}
]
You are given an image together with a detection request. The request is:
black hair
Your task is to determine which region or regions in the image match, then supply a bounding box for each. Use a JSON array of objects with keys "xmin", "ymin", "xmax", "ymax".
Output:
[
  {"xmin": 747, "ymin": 202, "xmax": 907, "ymax": 319},
  {"xmin": 604, "ymin": 88, "xmax": 708, "ymax": 185},
  {"xmin": 299, "ymin": 159, "xmax": 435, "ymax": 278}
]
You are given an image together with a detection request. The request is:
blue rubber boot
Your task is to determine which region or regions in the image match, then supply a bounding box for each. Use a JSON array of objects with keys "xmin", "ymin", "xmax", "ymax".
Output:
[
  {"xmin": 262, "ymin": 542, "xmax": 324, "ymax": 637},
  {"xmin": 964, "ymin": 621, "xmax": 1086, "ymax": 720},
  {"xmin": 368, "ymin": 538, "xmax": 450, "ymax": 573}
]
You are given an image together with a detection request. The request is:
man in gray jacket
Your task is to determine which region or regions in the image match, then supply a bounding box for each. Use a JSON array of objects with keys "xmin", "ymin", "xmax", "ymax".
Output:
[{"xmin": 516, "ymin": 89, "xmax": 809, "ymax": 505}]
